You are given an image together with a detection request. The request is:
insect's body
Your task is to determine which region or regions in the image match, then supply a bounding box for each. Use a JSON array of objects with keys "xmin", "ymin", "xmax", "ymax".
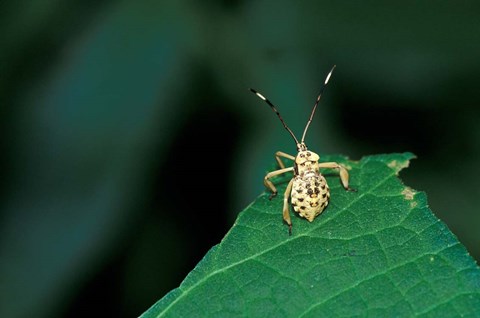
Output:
[
  {"xmin": 291, "ymin": 150, "xmax": 330, "ymax": 221},
  {"xmin": 250, "ymin": 65, "xmax": 356, "ymax": 234}
]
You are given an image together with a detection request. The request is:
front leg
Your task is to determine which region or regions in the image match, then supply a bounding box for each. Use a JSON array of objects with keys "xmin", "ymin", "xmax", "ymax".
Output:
[
  {"xmin": 275, "ymin": 151, "xmax": 295, "ymax": 169},
  {"xmin": 264, "ymin": 166, "xmax": 294, "ymax": 199},
  {"xmin": 317, "ymin": 162, "xmax": 356, "ymax": 192}
]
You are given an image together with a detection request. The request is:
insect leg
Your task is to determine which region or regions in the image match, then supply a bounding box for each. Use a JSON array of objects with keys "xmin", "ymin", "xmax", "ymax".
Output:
[
  {"xmin": 275, "ymin": 151, "xmax": 295, "ymax": 169},
  {"xmin": 283, "ymin": 178, "xmax": 294, "ymax": 235},
  {"xmin": 264, "ymin": 167, "xmax": 294, "ymax": 200},
  {"xmin": 317, "ymin": 162, "xmax": 356, "ymax": 192}
]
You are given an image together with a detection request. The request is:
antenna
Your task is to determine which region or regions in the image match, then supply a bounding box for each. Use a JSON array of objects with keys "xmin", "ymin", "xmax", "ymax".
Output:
[
  {"xmin": 250, "ymin": 88, "xmax": 300, "ymax": 145},
  {"xmin": 300, "ymin": 65, "xmax": 336, "ymax": 143}
]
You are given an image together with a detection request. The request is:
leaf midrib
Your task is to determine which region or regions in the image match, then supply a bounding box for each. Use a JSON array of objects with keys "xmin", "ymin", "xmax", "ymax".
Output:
[{"xmin": 155, "ymin": 162, "xmax": 397, "ymax": 317}]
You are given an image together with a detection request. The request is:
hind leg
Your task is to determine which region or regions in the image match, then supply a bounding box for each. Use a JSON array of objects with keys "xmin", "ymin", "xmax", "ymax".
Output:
[{"xmin": 283, "ymin": 178, "xmax": 294, "ymax": 235}]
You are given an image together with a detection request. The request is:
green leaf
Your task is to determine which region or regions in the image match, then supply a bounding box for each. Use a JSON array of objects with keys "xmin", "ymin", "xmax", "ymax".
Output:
[{"xmin": 142, "ymin": 153, "xmax": 480, "ymax": 317}]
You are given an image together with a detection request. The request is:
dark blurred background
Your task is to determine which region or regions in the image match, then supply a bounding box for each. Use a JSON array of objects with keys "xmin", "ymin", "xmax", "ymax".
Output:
[{"xmin": 1, "ymin": 1, "xmax": 479, "ymax": 317}]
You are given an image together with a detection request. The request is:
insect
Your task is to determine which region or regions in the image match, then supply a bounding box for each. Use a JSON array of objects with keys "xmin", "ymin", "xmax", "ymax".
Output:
[{"xmin": 250, "ymin": 65, "xmax": 356, "ymax": 234}]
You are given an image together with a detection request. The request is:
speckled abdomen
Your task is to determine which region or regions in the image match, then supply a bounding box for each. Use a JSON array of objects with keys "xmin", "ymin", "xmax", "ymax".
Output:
[{"xmin": 291, "ymin": 173, "xmax": 330, "ymax": 222}]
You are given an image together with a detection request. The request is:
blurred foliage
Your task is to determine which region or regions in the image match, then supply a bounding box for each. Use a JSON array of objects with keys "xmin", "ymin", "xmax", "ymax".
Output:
[{"xmin": 1, "ymin": 0, "xmax": 479, "ymax": 317}]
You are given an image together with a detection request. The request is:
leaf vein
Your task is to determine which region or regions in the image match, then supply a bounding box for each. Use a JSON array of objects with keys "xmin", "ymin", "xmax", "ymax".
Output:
[
  {"xmin": 298, "ymin": 242, "xmax": 461, "ymax": 317},
  {"xmin": 155, "ymin": 168, "xmax": 399, "ymax": 317}
]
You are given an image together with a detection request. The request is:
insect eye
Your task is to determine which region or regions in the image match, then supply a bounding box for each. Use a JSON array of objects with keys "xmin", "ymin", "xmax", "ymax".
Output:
[
  {"xmin": 300, "ymin": 154, "xmax": 305, "ymax": 158},
  {"xmin": 307, "ymin": 152, "xmax": 311, "ymax": 156}
]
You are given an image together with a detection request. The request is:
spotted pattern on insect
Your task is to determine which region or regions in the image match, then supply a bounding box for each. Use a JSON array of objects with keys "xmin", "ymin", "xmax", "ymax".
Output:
[
  {"xmin": 291, "ymin": 169, "xmax": 330, "ymax": 221},
  {"xmin": 290, "ymin": 150, "xmax": 331, "ymax": 222},
  {"xmin": 250, "ymin": 65, "xmax": 356, "ymax": 234}
]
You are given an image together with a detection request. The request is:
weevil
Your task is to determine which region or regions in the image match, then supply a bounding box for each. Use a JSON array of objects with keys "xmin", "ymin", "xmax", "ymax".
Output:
[{"xmin": 250, "ymin": 65, "xmax": 356, "ymax": 235}]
